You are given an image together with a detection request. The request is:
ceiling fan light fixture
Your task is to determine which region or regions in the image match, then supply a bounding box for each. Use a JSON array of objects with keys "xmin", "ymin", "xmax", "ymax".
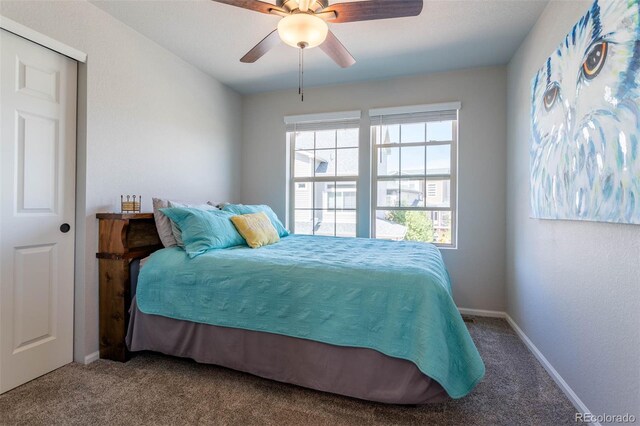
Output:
[{"xmin": 277, "ymin": 13, "xmax": 328, "ymax": 49}]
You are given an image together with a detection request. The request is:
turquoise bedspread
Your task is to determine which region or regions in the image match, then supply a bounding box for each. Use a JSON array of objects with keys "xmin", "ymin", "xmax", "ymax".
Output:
[{"xmin": 136, "ymin": 235, "xmax": 485, "ymax": 398}]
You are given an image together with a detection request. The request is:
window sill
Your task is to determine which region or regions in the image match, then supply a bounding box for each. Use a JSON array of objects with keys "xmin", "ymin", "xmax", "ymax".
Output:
[{"xmin": 435, "ymin": 244, "xmax": 457, "ymax": 250}]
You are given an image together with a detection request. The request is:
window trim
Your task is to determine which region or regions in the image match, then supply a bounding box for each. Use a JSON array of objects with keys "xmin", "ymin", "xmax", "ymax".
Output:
[
  {"xmin": 369, "ymin": 102, "xmax": 461, "ymax": 117},
  {"xmin": 285, "ymin": 110, "xmax": 361, "ymax": 126},
  {"xmin": 369, "ymin": 113, "xmax": 458, "ymax": 248}
]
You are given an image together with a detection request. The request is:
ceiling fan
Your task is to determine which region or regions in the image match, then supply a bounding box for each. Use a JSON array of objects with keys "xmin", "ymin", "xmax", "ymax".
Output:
[{"xmin": 211, "ymin": 0, "xmax": 424, "ymax": 99}]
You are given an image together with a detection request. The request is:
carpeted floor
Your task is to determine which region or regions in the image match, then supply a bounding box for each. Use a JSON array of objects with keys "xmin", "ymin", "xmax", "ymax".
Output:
[{"xmin": 0, "ymin": 317, "xmax": 577, "ymax": 425}]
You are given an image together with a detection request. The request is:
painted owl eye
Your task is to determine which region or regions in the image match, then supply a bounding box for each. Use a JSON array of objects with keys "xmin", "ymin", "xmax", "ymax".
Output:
[
  {"xmin": 543, "ymin": 83, "xmax": 559, "ymax": 111},
  {"xmin": 582, "ymin": 42, "xmax": 608, "ymax": 80}
]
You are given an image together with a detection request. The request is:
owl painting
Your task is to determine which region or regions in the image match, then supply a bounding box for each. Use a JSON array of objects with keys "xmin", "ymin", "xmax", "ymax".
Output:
[{"xmin": 531, "ymin": 0, "xmax": 640, "ymax": 224}]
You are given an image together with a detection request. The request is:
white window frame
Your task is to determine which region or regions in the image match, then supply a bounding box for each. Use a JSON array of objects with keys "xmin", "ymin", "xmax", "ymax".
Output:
[
  {"xmin": 284, "ymin": 103, "xmax": 459, "ymax": 248},
  {"xmin": 369, "ymin": 103, "xmax": 459, "ymax": 248},
  {"xmin": 285, "ymin": 111, "xmax": 361, "ymax": 237}
]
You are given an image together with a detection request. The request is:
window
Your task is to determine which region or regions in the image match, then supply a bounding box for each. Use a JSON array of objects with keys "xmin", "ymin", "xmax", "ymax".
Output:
[
  {"xmin": 370, "ymin": 105, "xmax": 458, "ymax": 246},
  {"xmin": 285, "ymin": 104, "xmax": 458, "ymax": 248},
  {"xmin": 287, "ymin": 112, "xmax": 360, "ymax": 238}
]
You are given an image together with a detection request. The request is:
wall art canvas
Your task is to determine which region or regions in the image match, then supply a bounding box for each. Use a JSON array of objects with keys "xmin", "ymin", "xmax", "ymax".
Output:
[{"xmin": 530, "ymin": 0, "xmax": 640, "ymax": 224}]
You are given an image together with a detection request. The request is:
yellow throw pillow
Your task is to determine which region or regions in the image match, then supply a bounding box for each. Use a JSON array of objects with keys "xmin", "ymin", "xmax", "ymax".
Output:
[{"xmin": 231, "ymin": 212, "xmax": 280, "ymax": 248}]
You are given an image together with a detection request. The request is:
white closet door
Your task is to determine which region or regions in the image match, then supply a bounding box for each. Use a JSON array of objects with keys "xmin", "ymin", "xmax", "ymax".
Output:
[{"xmin": 0, "ymin": 29, "xmax": 77, "ymax": 393}]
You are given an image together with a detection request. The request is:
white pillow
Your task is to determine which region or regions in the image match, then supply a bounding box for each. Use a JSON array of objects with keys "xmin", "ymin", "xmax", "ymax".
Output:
[{"xmin": 152, "ymin": 198, "xmax": 177, "ymax": 248}]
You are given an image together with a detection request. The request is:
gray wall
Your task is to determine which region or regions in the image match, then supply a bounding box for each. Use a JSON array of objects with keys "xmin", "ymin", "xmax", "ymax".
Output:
[
  {"xmin": 242, "ymin": 67, "xmax": 507, "ymax": 311},
  {"xmin": 0, "ymin": 1, "xmax": 243, "ymax": 361},
  {"xmin": 507, "ymin": 0, "xmax": 640, "ymax": 418}
]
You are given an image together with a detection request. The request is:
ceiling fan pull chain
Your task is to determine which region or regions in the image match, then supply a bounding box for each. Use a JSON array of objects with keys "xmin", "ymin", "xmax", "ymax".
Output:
[
  {"xmin": 298, "ymin": 47, "xmax": 302, "ymax": 96},
  {"xmin": 301, "ymin": 46, "xmax": 304, "ymax": 102}
]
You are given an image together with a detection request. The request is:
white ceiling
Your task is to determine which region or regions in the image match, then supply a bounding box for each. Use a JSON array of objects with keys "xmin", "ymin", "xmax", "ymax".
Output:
[{"xmin": 90, "ymin": 0, "xmax": 548, "ymax": 94}]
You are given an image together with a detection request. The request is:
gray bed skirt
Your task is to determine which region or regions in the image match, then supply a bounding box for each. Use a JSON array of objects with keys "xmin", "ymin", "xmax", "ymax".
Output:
[{"xmin": 126, "ymin": 298, "xmax": 449, "ymax": 405}]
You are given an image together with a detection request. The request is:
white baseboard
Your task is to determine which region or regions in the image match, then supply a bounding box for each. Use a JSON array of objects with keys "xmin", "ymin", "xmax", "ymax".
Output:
[
  {"xmin": 504, "ymin": 314, "xmax": 600, "ymax": 426},
  {"xmin": 83, "ymin": 351, "xmax": 99, "ymax": 365},
  {"xmin": 458, "ymin": 307, "xmax": 598, "ymax": 425},
  {"xmin": 458, "ymin": 307, "xmax": 506, "ymax": 318}
]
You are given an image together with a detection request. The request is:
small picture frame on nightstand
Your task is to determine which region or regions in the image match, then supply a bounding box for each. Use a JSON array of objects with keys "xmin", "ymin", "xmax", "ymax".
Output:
[{"xmin": 121, "ymin": 195, "xmax": 141, "ymax": 213}]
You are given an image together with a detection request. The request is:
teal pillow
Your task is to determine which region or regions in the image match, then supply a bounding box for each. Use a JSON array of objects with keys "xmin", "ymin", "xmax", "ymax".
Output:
[
  {"xmin": 222, "ymin": 204, "xmax": 289, "ymax": 237},
  {"xmin": 160, "ymin": 207, "xmax": 245, "ymax": 258}
]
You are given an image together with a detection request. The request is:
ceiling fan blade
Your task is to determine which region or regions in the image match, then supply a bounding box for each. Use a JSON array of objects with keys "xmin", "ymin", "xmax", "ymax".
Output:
[
  {"xmin": 240, "ymin": 29, "xmax": 281, "ymax": 63},
  {"xmin": 320, "ymin": 30, "xmax": 355, "ymax": 68},
  {"xmin": 325, "ymin": 0, "xmax": 423, "ymax": 23},
  {"xmin": 315, "ymin": 10, "xmax": 337, "ymax": 21},
  {"xmin": 210, "ymin": 0, "xmax": 281, "ymax": 15}
]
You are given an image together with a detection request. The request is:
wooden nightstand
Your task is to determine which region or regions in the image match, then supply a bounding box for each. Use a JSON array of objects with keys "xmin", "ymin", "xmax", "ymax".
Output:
[{"xmin": 96, "ymin": 213, "xmax": 161, "ymax": 361}]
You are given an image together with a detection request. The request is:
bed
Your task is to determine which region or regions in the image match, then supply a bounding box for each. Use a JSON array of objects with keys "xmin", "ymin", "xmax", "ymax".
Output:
[{"xmin": 125, "ymin": 233, "xmax": 484, "ymax": 404}]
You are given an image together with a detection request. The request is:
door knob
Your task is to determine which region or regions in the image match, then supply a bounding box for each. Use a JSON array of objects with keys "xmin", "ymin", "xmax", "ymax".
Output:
[{"xmin": 60, "ymin": 223, "xmax": 71, "ymax": 233}]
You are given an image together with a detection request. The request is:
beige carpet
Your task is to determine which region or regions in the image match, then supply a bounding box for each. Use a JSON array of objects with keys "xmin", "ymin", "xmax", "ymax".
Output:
[{"xmin": 0, "ymin": 317, "xmax": 577, "ymax": 425}]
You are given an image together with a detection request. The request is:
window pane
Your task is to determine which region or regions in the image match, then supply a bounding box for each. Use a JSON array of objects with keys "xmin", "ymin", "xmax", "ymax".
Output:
[
  {"xmin": 427, "ymin": 121, "xmax": 453, "ymax": 142},
  {"xmin": 337, "ymin": 128, "xmax": 358, "ymax": 148},
  {"xmin": 401, "ymin": 123, "xmax": 425, "ymax": 143},
  {"xmin": 400, "ymin": 179, "xmax": 425, "ymax": 207},
  {"xmin": 337, "ymin": 148, "xmax": 358, "ymax": 176},
  {"xmin": 314, "ymin": 149, "xmax": 336, "ymax": 176},
  {"xmin": 375, "ymin": 210, "xmax": 451, "ymax": 244},
  {"xmin": 314, "ymin": 182, "xmax": 335, "ymax": 209},
  {"xmin": 294, "ymin": 150, "xmax": 315, "ymax": 177},
  {"xmin": 425, "ymin": 179, "xmax": 450, "ymax": 208},
  {"xmin": 316, "ymin": 130, "xmax": 335, "ymax": 149},
  {"xmin": 334, "ymin": 181, "xmax": 357, "ymax": 209},
  {"xmin": 427, "ymin": 144, "xmax": 451, "ymax": 175},
  {"xmin": 400, "ymin": 145, "xmax": 425, "ymax": 176},
  {"xmin": 376, "ymin": 180, "xmax": 400, "ymax": 207},
  {"xmin": 294, "ymin": 209, "xmax": 314, "ymax": 235},
  {"xmin": 295, "ymin": 132, "xmax": 314, "ymax": 150},
  {"xmin": 314, "ymin": 210, "xmax": 335, "ymax": 236},
  {"xmin": 295, "ymin": 182, "xmax": 313, "ymax": 209},
  {"xmin": 377, "ymin": 146, "xmax": 399, "ymax": 176},
  {"xmin": 335, "ymin": 210, "xmax": 356, "ymax": 237},
  {"xmin": 432, "ymin": 211, "xmax": 453, "ymax": 245},
  {"xmin": 381, "ymin": 124, "xmax": 399, "ymax": 144},
  {"xmin": 342, "ymin": 191, "xmax": 357, "ymax": 209},
  {"xmin": 374, "ymin": 210, "xmax": 414, "ymax": 241}
]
